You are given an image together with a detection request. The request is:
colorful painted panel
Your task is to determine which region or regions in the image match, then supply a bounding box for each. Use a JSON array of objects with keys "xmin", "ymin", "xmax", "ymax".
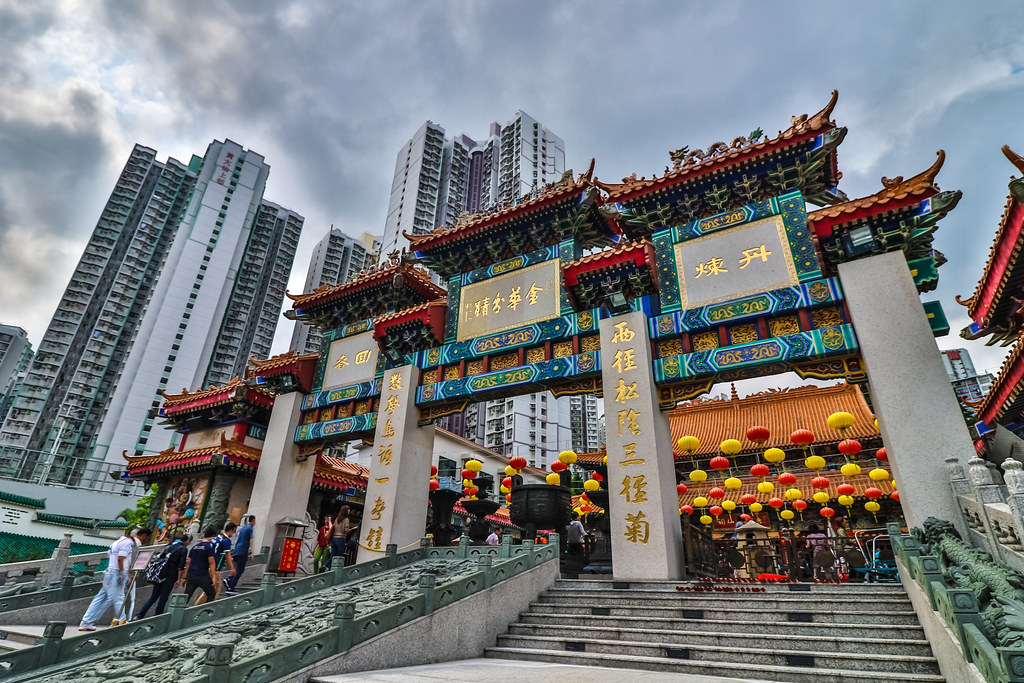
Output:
[
  {"xmin": 461, "ymin": 245, "xmax": 557, "ymax": 284},
  {"xmin": 302, "ymin": 379, "xmax": 381, "ymax": 411},
  {"xmin": 653, "ymin": 324, "xmax": 858, "ymax": 382},
  {"xmin": 155, "ymin": 474, "xmax": 209, "ymax": 545},
  {"xmin": 455, "ymin": 259, "xmax": 561, "ymax": 342},
  {"xmin": 294, "ymin": 412, "xmax": 378, "ymax": 442},
  {"xmin": 649, "ymin": 277, "xmax": 844, "ymax": 338}
]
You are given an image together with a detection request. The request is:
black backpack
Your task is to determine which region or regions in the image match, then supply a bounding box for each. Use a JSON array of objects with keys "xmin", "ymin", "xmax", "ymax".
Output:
[{"xmin": 144, "ymin": 544, "xmax": 176, "ymax": 583}]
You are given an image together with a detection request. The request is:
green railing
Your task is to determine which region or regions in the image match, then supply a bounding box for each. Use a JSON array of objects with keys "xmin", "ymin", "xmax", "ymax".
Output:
[
  {"xmin": 890, "ymin": 519, "xmax": 1024, "ymax": 683},
  {"xmin": 2, "ymin": 535, "xmax": 558, "ymax": 682}
]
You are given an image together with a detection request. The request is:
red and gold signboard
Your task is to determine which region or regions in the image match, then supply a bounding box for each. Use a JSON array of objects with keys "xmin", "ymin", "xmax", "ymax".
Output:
[{"xmin": 278, "ymin": 537, "xmax": 302, "ymax": 573}]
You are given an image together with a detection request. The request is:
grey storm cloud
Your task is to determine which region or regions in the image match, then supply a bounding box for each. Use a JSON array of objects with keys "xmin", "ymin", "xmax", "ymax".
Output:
[{"xmin": 1, "ymin": 0, "xmax": 1024, "ymax": 379}]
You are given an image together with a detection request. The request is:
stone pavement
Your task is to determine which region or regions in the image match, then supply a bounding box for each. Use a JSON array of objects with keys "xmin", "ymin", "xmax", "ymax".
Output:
[{"xmin": 312, "ymin": 658, "xmax": 768, "ymax": 682}]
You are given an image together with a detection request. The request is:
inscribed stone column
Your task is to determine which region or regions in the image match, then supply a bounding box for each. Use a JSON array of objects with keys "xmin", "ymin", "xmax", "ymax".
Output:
[
  {"xmin": 599, "ymin": 310, "xmax": 684, "ymax": 580},
  {"xmin": 838, "ymin": 251, "xmax": 973, "ymax": 535},
  {"xmin": 247, "ymin": 390, "xmax": 312, "ymax": 556},
  {"xmin": 356, "ymin": 364, "xmax": 435, "ymax": 562}
]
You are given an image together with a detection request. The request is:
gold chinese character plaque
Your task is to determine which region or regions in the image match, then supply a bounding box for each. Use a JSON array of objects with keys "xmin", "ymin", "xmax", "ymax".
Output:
[
  {"xmin": 321, "ymin": 331, "xmax": 379, "ymax": 390},
  {"xmin": 456, "ymin": 260, "xmax": 561, "ymax": 342}
]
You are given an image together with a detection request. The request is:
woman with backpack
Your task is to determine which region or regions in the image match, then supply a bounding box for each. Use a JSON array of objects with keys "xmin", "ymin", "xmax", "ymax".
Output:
[
  {"xmin": 313, "ymin": 515, "xmax": 332, "ymax": 573},
  {"xmin": 136, "ymin": 534, "xmax": 190, "ymax": 619}
]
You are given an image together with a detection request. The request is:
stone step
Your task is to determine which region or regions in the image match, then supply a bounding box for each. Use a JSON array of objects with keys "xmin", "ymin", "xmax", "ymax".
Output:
[
  {"xmin": 0, "ymin": 625, "xmax": 43, "ymax": 647},
  {"xmin": 507, "ymin": 622, "xmax": 933, "ymax": 657},
  {"xmin": 537, "ymin": 592, "xmax": 912, "ymax": 613},
  {"xmin": 553, "ymin": 578, "xmax": 909, "ymax": 595},
  {"xmin": 484, "ymin": 647, "xmax": 946, "ymax": 683},
  {"xmin": 517, "ymin": 611, "xmax": 927, "ymax": 640},
  {"xmin": 526, "ymin": 601, "xmax": 922, "ymax": 624}
]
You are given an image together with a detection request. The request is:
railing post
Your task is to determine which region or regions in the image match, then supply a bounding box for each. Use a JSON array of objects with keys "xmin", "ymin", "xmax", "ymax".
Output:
[
  {"xmin": 167, "ymin": 593, "xmax": 188, "ymax": 631},
  {"xmin": 1002, "ymin": 460, "xmax": 1024, "ymax": 556},
  {"xmin": 418, "ymin": 574, "xmax": 437, "ymax": 614},
  {"xmin": 385, "ymin": 543, "xmax": 398, "ymax": 569},
  {"xmin": 37, "ymin": 620, "xmax": 65, "ymax": 666},
  {"xmin": 458, "ymin": 536, "xmax": 470, "ymax": 558},
  {"xmin": 333, "ymin": 602, "xmax": 355, "ymax": 651},
  {"xmin": 332, "ymin": 559, "xmax": 348, "ymax": 584},
  {"xmin": 420, "ymin": 537, "xmax": 431, "ymax": 558},
  {"xmin": 260, "ymin": 572, "xmax": 277, "ymax": 606},
  {"xmin": 500, "ymin": 534, "xmax": 513, "ymax": 558},
  {"xmin": 57, "ymin": 574, "xmax": 75, "ymax": 601},
  {"xmin": 46, "ymin": 534, "xmax": 73, "ymax": 586},
  {"xmin": 201, "ymin": 642, "xmax": 234, "ymax": 682},
  {"xmin": 476, "ymin": 556, "xmax": 494, "ymax": 589}
]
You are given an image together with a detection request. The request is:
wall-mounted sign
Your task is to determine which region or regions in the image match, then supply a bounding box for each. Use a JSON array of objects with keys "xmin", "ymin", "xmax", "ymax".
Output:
[
  {"xmin": 321, "ymin": 331, "xmax": 378, "ymax": 391},
  {"xmin": 673, "ymin": 215, "xmax": 799, "ymax": 310},
  {"xmin": 456, "ymin": 259, "xmax": 561, "ymax": 342}
]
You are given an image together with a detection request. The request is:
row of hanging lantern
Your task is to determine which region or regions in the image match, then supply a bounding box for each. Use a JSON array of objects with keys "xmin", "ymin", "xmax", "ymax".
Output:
[{"xmin": 678, "ymin": 411, "xmax": 899, "ymax": 527}]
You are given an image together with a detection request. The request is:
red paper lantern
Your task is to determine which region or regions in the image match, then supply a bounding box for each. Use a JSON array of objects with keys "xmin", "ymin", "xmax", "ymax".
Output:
[
  {"xmin": 750, "ymin": 463, "xmax": 770, "ymax": 478},
  {"xmin": 430, "ymin": 465, "xmax": 438, "ymax": 476},
  {"xmin": 592, "ymin": 472, "xmax": 604, "ymax": 482},
  {"xmin": 746, "ymin": 425, "xmax": 770, "ymax": 444},
  {"xmin": 429, "ymin": 479, "xmax": 440, "ymax": 490},
  {"xmin": 891, "ymin": 490, "xmax": 900, "ymax": 502},
  {"xmin": 502, "ymin": 477, "xmax": 513, "ymax": 489},
  {"xmin": 681, "ymin": 505, "xmax": 694, "ymax": 515},
  {"xmin": 710, "ymin": 505, "xmax": 724, "ymax": 516},
  {"xmin": 793, "ymin": 500, "xmax": 808, "ymax": 511},
  {"xmin": 876, "ymin": 447, "xmax": 888, "ymax": 462},
  {"xmin": 708, "ymin": 487, "xmax": 726, "ymax": 500},
  {"xmin": 710, "ymin": 455, "xmax": 731, "ymax": 471},
  {"xmin": 838, "ymin": 439, "xmax": 862, "ymax": 456},
  {"xmin": 778, "ymin": 472, "xmax": 797, "ymax": 486},
  {"xmin": 676, "ymin": 483, "xmax": 688, "ymax": 495},
  {"xmin": 465, "ymin": 486, "xmax": 478, "ymax": 496},
  {"xmin": 461, "ymin": 469, "xmax": 475, "ymax": 480},
  {"xmin": 551, "ymin": 461, "xmax": 567, "ymax": 473},
  {"xmin": 790, "ymin": 429, "xmax": 814, "ymax": 447},
  {"xmin": 739, "ymin": 513, "xmax": 752, "ymax": 522},
  {"xmin": 740, "ymin": 493, "xmax": 756, "ymax": 505},
  {"xmin": 864, "ymin": 487, "xmax": 882, "ymax": 499},
  {"xmin": 768, "ymin": 497, "xmax": 784, "ymax": 509},
  {"xmin": 820, "ymin": 507, "xmax": 835, "ymax": 519},
  {"xmin": 509, "ymin": 456, "xmax": 527, "ymax": 469},
  {"xmin": 836, "ymin": 483, "xmax": 855, "ymax": 496},
  {"xmin": 812, "ymin": 476, "xmax": 831, "ymax": 489}
]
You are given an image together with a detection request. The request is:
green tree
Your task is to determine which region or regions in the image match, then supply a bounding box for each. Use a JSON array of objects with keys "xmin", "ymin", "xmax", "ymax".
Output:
[{"xmin": 120, "ymin": 484, "xmax": 158, "ymax": 527}]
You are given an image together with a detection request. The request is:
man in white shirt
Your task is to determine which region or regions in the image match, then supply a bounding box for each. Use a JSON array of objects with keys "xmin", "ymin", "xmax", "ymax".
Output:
[
  {"xmin": 79, "ymin": 527, "xmax": 151, "ymax": 631},
  {"xmin": 486, "ymin": 528, "xmax": 501, "ymax": 546}
]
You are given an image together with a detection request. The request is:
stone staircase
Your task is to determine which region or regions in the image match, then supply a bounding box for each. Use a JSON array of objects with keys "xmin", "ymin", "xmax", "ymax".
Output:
[{"xmin": 486, "ymin": 579, "xmax": 944, "ymax": 682}]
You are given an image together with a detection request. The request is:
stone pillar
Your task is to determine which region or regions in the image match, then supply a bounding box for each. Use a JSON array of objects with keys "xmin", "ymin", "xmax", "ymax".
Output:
[
  {"xmin": 45, "ymin": 533, "xmax": 73, "ymax": 585},
  {"xmin": 203, "ymin": 471, "xmax": 233, "ymax": 530},
  {"xmin": 967, "ymin": 457, "xmax": 1008, "ymax": 557},
  {"xmin": 1002, "ymin": 460, "xmax": 1024, "ymax": 552},
  {"xmin": 598, "ymin": 310, "xmax": 684, "ymax": 580},
  {"xmin": 356, "ymin": 364, "xmax": 435, "ymax": 562},
  {"xmin": 246, "ymin": 391, "xmax": 312, "ymax": 556},
  {"xmin": 838, "ymin": 251, "xmax": 974, "ymax": 536}
]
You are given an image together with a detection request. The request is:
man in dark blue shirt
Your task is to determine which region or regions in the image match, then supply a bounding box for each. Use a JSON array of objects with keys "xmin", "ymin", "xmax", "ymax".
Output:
[
  {"xmin": 136, "ymin": 534, "xmax": 190, "ymax": 618},
  {"xmin": 183, "ymin": 527, "xmax": 218, "ymax": 604},
  {"xmin": 225, "ymin": 515, "xmax": 254, "ymax": 593}
]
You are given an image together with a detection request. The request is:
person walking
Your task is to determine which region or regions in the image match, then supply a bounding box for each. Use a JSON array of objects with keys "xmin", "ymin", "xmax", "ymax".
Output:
[
  {"xmin": 225, "ymin": 515, "xmax": 254, "ymax": 593},
  {"xmin": 135, "ymin": 534, "xmax": 190, "ymax": 618},
  {"xmin": 313, "ymin": 516, "xmax": 333, "ymax": 573},
  {"xmin": 326, "ymin": 506, "xmax": 350, "ymax": 570},
  {"xmin": 486, "ymin": 527, "xmax": 501, "ymax": 546},
  {"xmin": 182, "ymin": 527, "xmax": 219, "ymax": 605},
  {"xmin": 78, "ymin": 527, "xmax": 151, "ymax": 631},
  {"xmin": 197, "ymin": 522, "xmax": 235, "ymax": 604}
]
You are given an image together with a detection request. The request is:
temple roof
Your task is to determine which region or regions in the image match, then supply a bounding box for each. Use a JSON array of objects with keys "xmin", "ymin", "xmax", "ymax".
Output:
[
  {"xmin": 123, "ymin": 436, "xmax": 262, "ymax": 477},
  {"xmin": 668, "ymin": 383, "xmax": 878, "ymax": 458},
  {"xmin": 286, "ymin": 258, "xmax": 445, "ymax": 313},
  {"xmin": 159, "ymin": 377, "xmax": 275, "ymax": 416},
  {"xmin": 596, "ymin": 91, "xmax": 840, "ymax": 203},
  {"xmin": 245, "ymin": 350, "xmax": 319, "ymax": 394},
  {"xmin": 312, "ymin": 454, "xmax": 369, "ymax": 491},
  {"xmin": 246, "ymin": 350, "xmax": 319, "ymax": 375},
  {"xmin": 976, "ymin": 332, "xmax": 1024, "ymax": 426},
  {"xmin": 562, "ymin": 239, "xmax": 659, "ymax": 311}
]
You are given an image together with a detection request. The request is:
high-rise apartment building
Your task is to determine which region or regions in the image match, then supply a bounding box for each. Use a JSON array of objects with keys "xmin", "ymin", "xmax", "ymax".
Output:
[
  {"xmin": 0, "ymin": 325, "xmax": 32, "ymax": 424},
  {"xmin": 460, "ymin": 393, "xmax": 574, "ymax": 470},
  {"xmin": 290, "ymin": 228, "xmax": 380, "ymax": 355},
  {"xmin": 569, "ymin": 394, "xmax": 603, "ymax": 454},
  {"xmin": 0, "ymin": 140, "xmax": 303, "ymax": 470},
  {"xmin": 941, "ymin": 348, "xmax": 995, "ymax": 407},
  {"xmin": 380, "ymin": 111, "xmax": 565, "ymax": 258}
]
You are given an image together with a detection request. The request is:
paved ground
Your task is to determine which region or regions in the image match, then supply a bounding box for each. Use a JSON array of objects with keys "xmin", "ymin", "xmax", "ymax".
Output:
[{"xmin": 314, "ymin": 658, "xmax": 769, "ymax": 682}]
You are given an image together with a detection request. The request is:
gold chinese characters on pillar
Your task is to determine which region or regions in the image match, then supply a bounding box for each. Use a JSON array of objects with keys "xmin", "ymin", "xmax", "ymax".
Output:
[
  {"xmin": 674, "ymin": 215, "xmax": 799, "ymax": 310},
  {"xmin": 456, "ymin": 260, "xmax": 561, "ymax": 342},
  {"xmin": 362, "ymin": 368, "xmax": 403, "ymax": 551},
  {"xmin": 321, "ymin": 331, "xmax": 379, "ymax": 390}
]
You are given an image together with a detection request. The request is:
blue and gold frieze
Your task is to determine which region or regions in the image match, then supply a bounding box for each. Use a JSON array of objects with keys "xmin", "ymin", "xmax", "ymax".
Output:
[
  {"xmin": 460, "ymin": 245, "xmax": 557, "ymax": 285},
  {"xmin": 295, "ymin": 411, "xmax": 377, "ymax": 442},
  {"xmin": 302, "ymin": 379, "xmax": 381, "ymax": 411},
  {"xmin": 649, "ymin": 277, "xmax": 843, "ymax": 338},
  {"xmin": 653, "ymin": 323, "xmax": 857, "ymax": 381}
]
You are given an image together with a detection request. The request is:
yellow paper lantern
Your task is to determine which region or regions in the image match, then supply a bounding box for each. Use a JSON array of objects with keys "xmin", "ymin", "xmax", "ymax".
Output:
[
  {"xmin": 749, "ymin": 502, "xmax": 764, "ymax": 513},
  {"xmin": 466, "ymin": 459, "xmax": 483, "ymax": 472},
  {"xmin": 840, "ymin": 463, "xmax": 862, "ymax": 477},
  {"xmin": 694, "ymin": 496, "xmax": 709, "ymax": 508},
  {"xmin": 677, "ymin": 435, "xmax": 700, "ymax": 453},
  {"xmin": 827, "ymin": 411, "xmax": 856, "ymax": 432},
  {"xmin": 804, "ymin": 455, "xmax": 826, "ymax": 471},
  {"xmin": 463, "ymin": 478, "xmax": 473, "ymax": 487},
  {"xmin": 764, "ymin": 448, "xmax": 786, "ymax": 464},
  {"xmin": 757, "ymin": 481, "xmax": 775, "ymax": 494},
  {"xmin": 780, "ymin": 509, "xmax": 795, "ymax": 520},
  {"xmin": 689, "ymin": 469, "xmax": 708, "ymax": 483},
  {"xmin": 865, "ymin": 501, "xmax": 881, "ymax": 513},
  {"xmin": 699, "ymin": 515, "xmax": 713, "ymax": 526},
  {"xmin": 720, "ymin": 439, "xmax": 743, "ymax": 456},
  {"xmin": 722, "ymin": 500, "xmax": 737, "ymax": 512},
  {"xmin": 499, "ymin": 485, "xmax": 510, "ymax": 494},
  {"xmin": 785, "ymin": 488, "xmax": 802, "ymax": 501},
  {"xmin": 504, "ymin": 465, "xmax": 517, "ymax": 476},
  {"xmin": 583, "ymin": 479, "xmax": 600, "ymax": 492},
  {"xmin": 724, "ymin": 477, "xmax": 742, "ymax": 490},
  {"xmin": 869, "ymin": 468, "xmax": 890, "ymax": 482},
  {"xmin": 812, "ymin": 491, "xmax": 830, "ymax": 504},
  {"xmin": 838, "ymin": 494, "xmax": 854, "ymax": 507},
  {"xmin": 558, "ymin": 450, "xmax": 578, "ymax": 465},
  {"xmin": 603, "ymin": 456, "xmax": 608, "ymax": 465},
  {"xmin": 545, "ymin": 473, "xmax": 561, "ymax": 485}
]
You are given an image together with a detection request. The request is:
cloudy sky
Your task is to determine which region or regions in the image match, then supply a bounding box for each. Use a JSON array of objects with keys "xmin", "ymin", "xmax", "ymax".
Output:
[{"xmin": 1, "ymin": 0, "xmax": 1023, "ymax": 382}]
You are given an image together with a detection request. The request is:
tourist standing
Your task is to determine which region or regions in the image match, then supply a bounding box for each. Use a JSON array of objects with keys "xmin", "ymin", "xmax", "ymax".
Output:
[
  {"xmin": 183, "ymin": 527, "xmax": 218, "ymax": 604},
  {"xmin": 225, "ymin": 515, "xmax": 254, "ymax": 593},
  {"xmin": 78, "ymin": 527, "xmax": 151, "ymax": 631},
  {"xmin": 486, "ymin": 527, "xmax": 501, "ymax": 546},
  {"xmin": 313, "ymin": 516, "xmax": 333, "ymax": 573},
  {"xmin": 567, "ymin": 512, "xmax": 587, "ymax": 556},
  {"xmin": 197, "ymin": 522, "xmax": 235, "ymax": 604},
  {"xmin": 327, "ymin": 506, "xmax": 351, "ymax": 570},
  {"xmin": 136, "ymin": 534, "xmax": 190, "ymax": 618}
]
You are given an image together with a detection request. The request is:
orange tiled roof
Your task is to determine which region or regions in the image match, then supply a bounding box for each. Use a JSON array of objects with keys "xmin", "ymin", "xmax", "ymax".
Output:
[
  {"xmin": 956, "ymin": 145, "xmax": 1024, "ymax": 321},
  {"xmin": 373, "ymin": 298, "xmax": 448, "ymax": 325},
  {"xmin": 405, "ymin": 163, "xmax": 597, "ymax": 250},
  {"xmin": 669, "ymin": 383, "xmax": 878, "ymax": 459},
  {"xmin": 976, "ymin": 332, "xmax": 1024, "ymax": 422},
  {"xmin": 159, "ymin": 378, "xmax": 275, "ymax": 413},
  {"xmin": 597, "ymin": 91, "xmax": 838, "ymax": 201},
  {"xmin": 314, "ymin": 454, "xmax": 369, "ymax": 488},
  {"xmin": 807, "ymin": 151, "xmax": 944, "ymax": 224},
  {"xmin": 286, "ymin": 260, "xmax": 445, "ymax": 309},
  {"xmin": 678, "ymin": 468, "xmax": 895, "ymax": 506},
  {"xmin": 245, "ymin": 350, "xmax": 319, "ymax": 376},
  {"xmin": 124, "ymin": 436, "xmax": 261, "ymax": 475}
]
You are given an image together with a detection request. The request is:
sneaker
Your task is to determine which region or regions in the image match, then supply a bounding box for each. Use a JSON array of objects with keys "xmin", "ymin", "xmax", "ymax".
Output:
[
  {"xmin": 224, "ymin": 588, "xmax": 237, "ymax": 594},
  {"xmin": 78, "ymin": 626, "xmax": 96, "ymax": 632}
]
